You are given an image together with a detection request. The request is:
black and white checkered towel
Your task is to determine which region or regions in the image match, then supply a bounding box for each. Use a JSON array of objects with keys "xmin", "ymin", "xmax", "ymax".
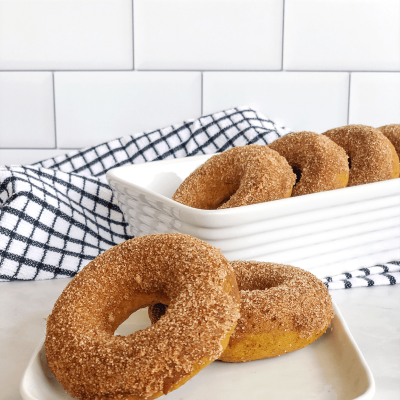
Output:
[
  {"xmin": 0, "ymin": 106, "xmax": 398, "ymax": 288},
  {"xmin": 322, "ymin": 261, "xmax": 399, "ymax": 289}
]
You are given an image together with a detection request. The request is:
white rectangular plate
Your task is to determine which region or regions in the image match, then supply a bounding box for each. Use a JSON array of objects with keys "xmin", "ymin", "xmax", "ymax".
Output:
[{"xmin": 21, "ymin": 303, "xmax": 374, "ymax": 400}]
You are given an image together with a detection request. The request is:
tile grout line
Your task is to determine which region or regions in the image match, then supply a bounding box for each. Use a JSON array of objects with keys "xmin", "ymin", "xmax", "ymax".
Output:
[
  {"xmin": 201, "ymin": 72, "xmax": 203, "ymax": 116},
  {"xmin": 52, "ymin": 72, "xmax": 58, "ymax": 149},
  {"xmin": 0, "ymin": 69, "xmax": 399, "ymax": 73},
  {"xmin": 347, "ymin": 72, "xmax": 351, "ymax": 125},
  {"xmin": 281, "ymin": 0, "xmax": 285, "ymax": 71},
  {"xmin": 132, "ymin": 0, "xmax": 135, "ymax": 71}
]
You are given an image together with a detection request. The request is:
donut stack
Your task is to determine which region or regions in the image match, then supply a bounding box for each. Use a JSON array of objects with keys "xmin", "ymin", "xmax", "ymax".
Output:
[
  {"xmin": 45, "ymin": 233, "xmax": 334, "ymax": 400},
  {"xmin": 149, "ymin": 261, "xmax": 334, "ymax": 363},
  {"xmin": 173, "ymin": 124, "xmax": 400, "ymax": 210}
]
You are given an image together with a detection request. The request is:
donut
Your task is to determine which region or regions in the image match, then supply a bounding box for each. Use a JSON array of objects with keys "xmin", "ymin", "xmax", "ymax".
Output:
[
  {"xmin": 268, "ymin": 131, "xmax": 349, "ymax": 196},
  {"xmin": 323, "ymin": 125, "xmax": 399, "ymax": 186},
  {"xmin": 149, "ymin": 261, "xmax": 333, "ymax": 363},
  {"xmin": 45, "ymin": 233, "xmax": 240, "ymax": 400},
  {"xmin": 378, "ymin": 124, "xmax": 400, "ymax": 158},
  {"xmin": 172, "ymin": 144, "xmax": 296, "ymax": 210}
]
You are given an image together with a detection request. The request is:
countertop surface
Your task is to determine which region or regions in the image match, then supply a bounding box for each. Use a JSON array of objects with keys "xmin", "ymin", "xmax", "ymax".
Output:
[{"xmin": 1, "ymin": 279, "xmax": 399, "ymax": 400}]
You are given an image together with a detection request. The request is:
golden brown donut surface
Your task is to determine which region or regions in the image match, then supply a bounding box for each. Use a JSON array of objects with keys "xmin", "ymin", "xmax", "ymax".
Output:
[
  {"xmin": 268, "ymin": 131, "xmax": 349, "ymax": 196},
  {"xmin": 324, "ymin": 125, "xmax": 400, "ymax": 186},
  {"xmin": 149, "ymin": 261, "xmax": 333, "ymax": 363},
  {"xmin": 172, "ymin": 144, "xmax": 296, "ymax": 209},
  {"xmin": 45, "ymin": 233, "xmax": 240, "ymax": 400},
  {"xmin": 378, "ymin": 124, "xmax": 400, "ymax": 158}
]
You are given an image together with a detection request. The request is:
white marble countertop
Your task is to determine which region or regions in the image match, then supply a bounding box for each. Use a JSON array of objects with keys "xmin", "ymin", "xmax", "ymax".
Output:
[{"xmin": 1, "ymin": 279, "xmax": 399, "ymax": 400}]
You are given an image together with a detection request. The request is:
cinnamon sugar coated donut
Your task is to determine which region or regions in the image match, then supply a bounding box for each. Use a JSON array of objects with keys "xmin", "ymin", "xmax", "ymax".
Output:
[
  {"xmin": 324, "ymin": 125, "xmax": 399, "ymax": 186},
  {"xmin": 149, "ymin": 262, "xmax": 333, "ymax": 363},
  {"xmin": 45, "ymin": 234, "xmax": 240, "ymax": 400},
  {"xmin": 378, "ymin": 124, "xmax": 400, "ymax": 158},
  {"xmin": 220, "ymin": 262, "xmax": 333, "ymax": 362},
  {"xmin": 172, "ymin": 144, "xmax": 296, "ymax": 209},
  {"xmin": 268, "ymin": 132, "xmax": 349, "ymax": 196}
]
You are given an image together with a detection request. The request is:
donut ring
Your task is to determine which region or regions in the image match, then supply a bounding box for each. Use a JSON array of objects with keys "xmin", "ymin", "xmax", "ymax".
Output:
[
  {"xmin": 45, "ymin": 234, "xmax": 240, "ymax": 400},
  {"xmin": 268, "ymin": 131, "xmax": 349, "ymax": 196},
  {"xmin": 323, "ymin": 125, "xmax": 400, "ymax": 186},
  {"xmin": 172, "ymin": 144, "xmax": 296, "ymax": 210},
  {"xmin": 378, "ymin": 124, "xmax": 400, "ymax": 159},
  {"xmin": 149, "ymin": 261, "xmax": 333, "ymax": 363}
]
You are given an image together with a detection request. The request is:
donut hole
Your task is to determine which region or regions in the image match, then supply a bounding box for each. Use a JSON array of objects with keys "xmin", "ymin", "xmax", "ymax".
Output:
[
  {"xmin": 148, "ymin": 303, "xmax": 168, "ymax": 324},
  {"xmin": 216, "ymin": 194, "xmax": 234, "ymax": 208},
  {"xmin": 212, "ymin": 181, "xmax": 241, "ymax": 209},
  {"xmin": 115, "ymin": 308, "xmax": 152, "ymax": 336},
  {"xmin": 217, "ymin": 198, "xmax": 229, "ymax": 208},
  {"xmin": 196, "ymin": 181, "xmax": 240, "ymax": 209},
  {"xmin": 206, "ymin": 183, "xmax": 238, "ymax": 209},
  {"xmin": 292, "ymin": 167, "xmax": 302, "ymax": 186}
]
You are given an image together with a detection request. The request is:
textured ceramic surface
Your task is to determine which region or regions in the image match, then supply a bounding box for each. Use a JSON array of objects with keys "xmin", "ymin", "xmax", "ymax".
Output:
[
  {"xmin": 106, "ymin": 155, "xmax": 400, "ymax": 278},
  {"xmin": 20, "ymin": 303, "xmax": 375, "ymax": 400}
]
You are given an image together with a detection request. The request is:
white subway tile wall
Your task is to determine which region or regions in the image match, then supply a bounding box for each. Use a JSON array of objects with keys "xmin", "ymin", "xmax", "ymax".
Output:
[
  {"xmin": 349, "ymin": 73, "xmax": 400, "ymax": 127},
  {"xmin": 0, "ymin": 0, "xmax": 133, "ymax": 70},
  {"xmin": 284, "ymin": 0, "xmax": 400, "ymax": 71},
  {"xmin": 203, "ymin": 72, "xmax": 349, "ymax": 133},
  {"xmin": 134, "ymin": 0, "xmax": 283, "ymax": 70},
  {"xmin": 55, "ymin": 72, "xmax": 201, "ymax": 148},
  {"xmin": 0, "ymin": 0, "xmax": 399, "ymax": 165},
  {"xmin": 0, "ymin": 72, "xmax": 55, "ymax": 149}
]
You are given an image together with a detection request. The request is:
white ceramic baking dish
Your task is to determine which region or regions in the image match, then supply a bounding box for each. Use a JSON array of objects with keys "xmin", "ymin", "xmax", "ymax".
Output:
[{"xmin": 106, "ymin": 154, "xmax": 400, "ymax": 278}]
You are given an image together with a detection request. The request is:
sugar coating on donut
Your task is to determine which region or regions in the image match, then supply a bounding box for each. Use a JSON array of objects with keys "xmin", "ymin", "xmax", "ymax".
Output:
[
  {"xmin": 149, "ymin": 261, "xmax": 334, "ymax": 363},
  {"xmin": 219, "ymin": 261, "xmax": 333, "ymax": 362},
  {"xmin": 172, "ymin": 144, "xmax": 296, "ymax": 209},
  {"xmin": 45, "ymin": 234, "xmax": 240, "ymax": 400},
  {"xmin": 268, "ymin": 131, "xmax": 349, "ymax": 196},
  {"xmin": 378, "ymin": 124, "xmax": 400, "ymax": 158},
  {"xmin": 231, "ymin": 261, "xmax": 333, "ymax": 340},
  {"xmin": 324, "ymin": 125, "xmax": 400, "ymax": 186}
]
